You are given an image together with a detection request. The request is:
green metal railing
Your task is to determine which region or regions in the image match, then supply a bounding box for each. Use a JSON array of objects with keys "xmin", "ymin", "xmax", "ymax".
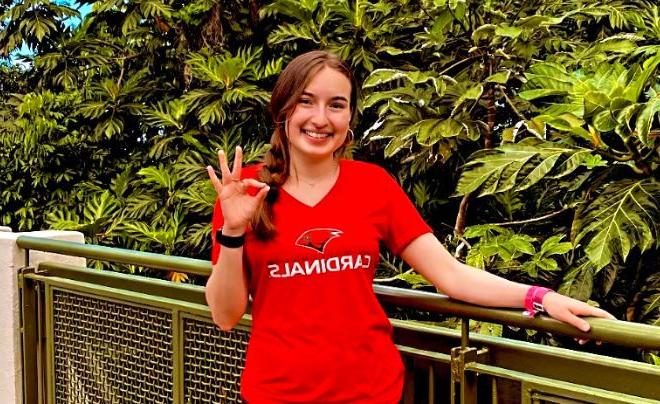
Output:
[{"xmin": 16, "ymin": 236, "xmax": 660, "ymax": 403}]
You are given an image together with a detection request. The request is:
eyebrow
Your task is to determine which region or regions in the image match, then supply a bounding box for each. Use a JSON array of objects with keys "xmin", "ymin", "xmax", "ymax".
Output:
[{"xmin": 301, "ymin": 91, "xmax": 349, "ymax": 103}]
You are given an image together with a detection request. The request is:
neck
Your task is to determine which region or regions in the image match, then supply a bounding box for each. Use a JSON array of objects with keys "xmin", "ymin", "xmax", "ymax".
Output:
[{"xmin": 289, "ymin": 155, "xmax": 339, "ymax": 184}]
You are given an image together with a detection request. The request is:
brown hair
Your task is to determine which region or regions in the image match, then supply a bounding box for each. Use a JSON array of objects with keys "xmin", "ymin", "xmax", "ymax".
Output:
[{"xmin": 251, "ymin": 50, "xmax": 358, "ymax": 240}]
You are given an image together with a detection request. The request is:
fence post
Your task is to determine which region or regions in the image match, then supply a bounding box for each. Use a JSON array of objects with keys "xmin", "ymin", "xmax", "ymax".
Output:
[{"xmin": 0, "ymin": 229, "xmax": 86, "ymax": 404}]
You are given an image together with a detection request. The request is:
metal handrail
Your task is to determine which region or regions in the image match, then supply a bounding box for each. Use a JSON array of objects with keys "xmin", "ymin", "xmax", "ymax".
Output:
[
  {"xmin": 17, "ymin": 235, "xmax": 211, "ymax": 275},
  {"xmin": 16, "ymin": 235, "xmax": 660, "ymax": 350},
  {"xmin": 374, "ymin": 285, "xmax": 660, "ymax": 349}
]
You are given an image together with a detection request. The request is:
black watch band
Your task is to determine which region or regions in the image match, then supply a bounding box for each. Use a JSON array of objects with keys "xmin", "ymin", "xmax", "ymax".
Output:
[{"xmin": 215, "ymin": 229, "xmax": 245, "ymax": 248}]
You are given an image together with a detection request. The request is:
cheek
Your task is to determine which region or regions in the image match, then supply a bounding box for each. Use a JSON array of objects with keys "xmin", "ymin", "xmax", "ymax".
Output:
[
  {"xmin": 287, "ymin": 110, "xmax": 303, "ymax": 127},
  {"xmin": 332, "ymin": 112, "xmax": 351, "ymax": 129}
]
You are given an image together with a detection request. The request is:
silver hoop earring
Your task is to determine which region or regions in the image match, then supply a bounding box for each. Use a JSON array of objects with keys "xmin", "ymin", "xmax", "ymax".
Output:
[{"xmin": 347, "ymin": 129, "xmax": 354, "ymax": 143}]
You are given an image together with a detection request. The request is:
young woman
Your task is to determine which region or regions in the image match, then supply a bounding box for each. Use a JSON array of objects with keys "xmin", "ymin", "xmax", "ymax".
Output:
[{"xmin": 205, "ymin": 50, "xmax": 613, "ymax": 403}]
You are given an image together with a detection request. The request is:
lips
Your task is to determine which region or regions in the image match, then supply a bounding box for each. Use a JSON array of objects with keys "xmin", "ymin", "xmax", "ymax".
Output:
[{"xmin": 301, "ymin": 129, "xmax": 333, "ymax": 139}]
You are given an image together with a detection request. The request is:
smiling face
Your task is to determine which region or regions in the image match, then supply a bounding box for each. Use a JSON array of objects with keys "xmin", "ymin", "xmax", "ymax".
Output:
[{"xmin": 285, "ymin": 66, "xmax": 353, "ymax": 163}]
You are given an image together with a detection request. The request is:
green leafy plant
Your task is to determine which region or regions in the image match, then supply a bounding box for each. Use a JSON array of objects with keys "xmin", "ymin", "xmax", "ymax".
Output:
[{"xmin": 464, "ymin": 225, "xmax": 572, "ymax": 278}]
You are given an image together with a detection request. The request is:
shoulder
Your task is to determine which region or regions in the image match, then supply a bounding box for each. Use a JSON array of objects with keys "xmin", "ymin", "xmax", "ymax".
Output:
[
  {"xmin": 341, "ymin": 159, "xmax": 390, "ymax": 177},
  {"xmin": 341, "ymin": 159, "xmax": 396, "ymax": 184}
]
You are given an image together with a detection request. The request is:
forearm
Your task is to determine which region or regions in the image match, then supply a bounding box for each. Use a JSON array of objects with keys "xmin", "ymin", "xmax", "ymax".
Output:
[
  {"xmin": 440, "ymin": 261, "xmax": 528, "ymax": 307},
  {"xmin": 205, "ymin": 246, "xmax": 249, "ymax": 331},
  {"xmin": 401, "ymin": 233, "xmax": 528, "ymax": 308}
]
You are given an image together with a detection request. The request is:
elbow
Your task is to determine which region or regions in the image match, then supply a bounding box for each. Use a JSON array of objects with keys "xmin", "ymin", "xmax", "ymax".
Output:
[
  {"xmin": 219, "ymin": 324, "xmax": 235, "ymax": 332},
  {"xmin": 209, "ymin": 307, "xmax": 241, "ymax": 332},
  {"xmin": 215, "ymin": 317, "xmax": 238, "ymax": 332},
  {"xmin": 205, "ymin": 291, "xmax": 242, "ymax": 332}
]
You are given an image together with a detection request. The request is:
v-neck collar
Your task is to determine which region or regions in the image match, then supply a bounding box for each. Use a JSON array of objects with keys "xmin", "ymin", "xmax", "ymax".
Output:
[{"xmin": 280, "ymin": 159, "xmax": 344, "ymax": 209}]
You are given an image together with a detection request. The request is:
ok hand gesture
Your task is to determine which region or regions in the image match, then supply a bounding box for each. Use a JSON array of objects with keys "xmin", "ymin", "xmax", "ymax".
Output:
[{"xmin": 206, "ymin": 146, "xmax": 270, "ymax": 236}]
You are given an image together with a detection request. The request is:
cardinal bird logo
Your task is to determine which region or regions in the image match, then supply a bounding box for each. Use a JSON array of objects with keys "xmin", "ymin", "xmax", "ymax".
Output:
[{"xmin": 295, "ymin": 228, "xmax": 343, "ymax": 254}]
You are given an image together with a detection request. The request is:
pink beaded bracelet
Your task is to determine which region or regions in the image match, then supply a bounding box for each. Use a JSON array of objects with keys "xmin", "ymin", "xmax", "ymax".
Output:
[{"xmin": 523, "ymin": 286, "xmax": 553, "ymax": 317}]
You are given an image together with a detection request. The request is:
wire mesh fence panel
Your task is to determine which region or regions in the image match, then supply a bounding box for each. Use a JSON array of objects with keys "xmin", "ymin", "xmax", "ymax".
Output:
[
  {"xmin": 183, "ymin": 317, "xmax": 249, "ymax": 403},
  {"xmin": 52, "ymin": 289, "xmax": 174, "ymax": 404}
]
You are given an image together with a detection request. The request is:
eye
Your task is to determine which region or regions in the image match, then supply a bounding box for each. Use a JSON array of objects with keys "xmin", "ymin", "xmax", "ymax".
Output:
[
  {"xmin": 330, "ymin": 102, "xmax": 347, "ymax": 110},
  {"xmin": 298, "ymin": 97, "xmax": 313, "ymax": 105}
]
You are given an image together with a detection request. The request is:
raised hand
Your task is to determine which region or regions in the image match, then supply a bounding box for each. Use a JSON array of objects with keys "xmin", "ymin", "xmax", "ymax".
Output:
[{"xmin": 206, "ymin": 146, "xmax": 269, "ymax": 236}]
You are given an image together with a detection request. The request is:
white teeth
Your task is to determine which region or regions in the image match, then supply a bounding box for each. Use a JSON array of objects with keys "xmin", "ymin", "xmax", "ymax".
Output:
[{"xmin": 303, "ymin": 129, "xmax": 332, "ymax": 138}]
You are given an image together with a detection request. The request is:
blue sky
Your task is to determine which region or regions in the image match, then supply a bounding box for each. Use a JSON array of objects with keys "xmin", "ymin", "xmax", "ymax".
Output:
[
  {"xmin": 8, "ymin": 1, "xmax": 93, "ymax": 65},
  {"xmin": 63, "ymin": 1, "xmax": 93, "ymax": 27}
]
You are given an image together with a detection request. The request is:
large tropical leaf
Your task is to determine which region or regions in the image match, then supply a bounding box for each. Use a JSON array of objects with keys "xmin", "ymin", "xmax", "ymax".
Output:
[
  {"xmin": 143, "ymin": 99, "xmax": 187, "ymax": 130},
  {"xmin": 574, "ymin": 179, "xmax": 659, "ymax": 270},
  {"xmin": 363, "ymin": 68, "xmax": 451, "ymax": 95},
  {"xmin": 455, "ymin": 140, "xmax": 602, "ymax": 196},
  {"xmin": 635, "ymin": 94, "xmax": 660, "ymax": 147},
  {"xmin": 137, "ymin": 165, "xmax": 177, "ymax": 191},
  {"xmin": 639, "ymin": 272, "xmax": 660, "ymax": 326},
  {"xmin": 558, "ymin": 258, "xmax": 596, "ymax": 301},
  {"xmin": 187, "ymin": 53, "xmax": 245, "ymax": 88}
]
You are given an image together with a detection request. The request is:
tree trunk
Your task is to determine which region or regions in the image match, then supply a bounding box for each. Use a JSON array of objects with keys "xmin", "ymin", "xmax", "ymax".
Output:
[
  {"xmin": 249, "ymin": 0, "xmax": 260, "ymax": 27},
  {"xmin": 454, "ymin": 82, "xmax": 497, "ymax": 237}
]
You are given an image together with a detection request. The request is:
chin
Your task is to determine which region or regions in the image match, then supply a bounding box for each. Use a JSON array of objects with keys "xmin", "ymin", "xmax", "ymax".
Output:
[{"xmin": 290, "ymin": 145, "xmax": 338, "ymax": 160}]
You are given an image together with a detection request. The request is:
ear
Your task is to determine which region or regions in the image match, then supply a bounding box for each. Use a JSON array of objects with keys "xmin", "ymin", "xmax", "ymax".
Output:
[{"xmin": 283, "ymin": 121, "xmax": 289, "ymax": 139}]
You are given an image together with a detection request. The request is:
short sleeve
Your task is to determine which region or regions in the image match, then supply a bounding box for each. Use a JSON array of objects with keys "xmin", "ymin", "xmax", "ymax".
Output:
[
  {"xmin": 380, "ymin": 169, "xmax": 432, "ymax": 255},
  {"xmin": 210, "ymin": 163, "xmax": 264, "ymax": 264}
]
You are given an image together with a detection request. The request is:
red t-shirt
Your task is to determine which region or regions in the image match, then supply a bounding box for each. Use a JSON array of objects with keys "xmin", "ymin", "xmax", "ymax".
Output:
[{"xmin": 211, "ymin": 159, "xmax": 431, "ymax": 403}]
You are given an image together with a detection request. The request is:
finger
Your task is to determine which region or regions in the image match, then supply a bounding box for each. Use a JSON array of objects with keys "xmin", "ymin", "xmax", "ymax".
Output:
[
  {"xmin": 255, "ymin": 184, "xmax": 270, "ymax": 202},
  {"xmin": 218, "ymin": 150, "xmax": 233, "ymax": 184},
  {"xmin": 232, "ymin": 146, "xmax": 243, "ymax": 179},
  {"xmin": 242, "ymin": 178, "xmax": 269, "ymax": 189},
  {"xmin": 584, "ymin": 306, "xmax": 615, "ymax": 320},
  {"xmin": 572, "ymin": 337, "xmax": 589, "ymax": 345},
  {"xmin": 573, "ymin": 317, "xmax": 591, "ymax": 333},
  {"xmin": 206, "ymin": 166, "xmax": 222, "ymax": 193},
  {"xmin": 594, "ymin": 307, "xmax": 616, "ymax": 320},
  {"xmin": 554, "ymin": 310, "xmax": 591, "ymax": 333},
  {"xmin": 571, "ymin": 304, "xmax": 614, "ymax": 320}
]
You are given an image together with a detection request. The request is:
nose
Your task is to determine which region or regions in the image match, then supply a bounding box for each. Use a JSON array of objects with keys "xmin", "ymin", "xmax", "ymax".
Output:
[{"xmin": 309, "ymin": 105, "xmax": 329, "ymax": 127}]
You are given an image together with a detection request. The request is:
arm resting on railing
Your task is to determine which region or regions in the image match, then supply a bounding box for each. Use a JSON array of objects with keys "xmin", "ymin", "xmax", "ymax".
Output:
[{"xmin": 401, "ymin": 233, "xmax": 614, "ymax": 332}]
